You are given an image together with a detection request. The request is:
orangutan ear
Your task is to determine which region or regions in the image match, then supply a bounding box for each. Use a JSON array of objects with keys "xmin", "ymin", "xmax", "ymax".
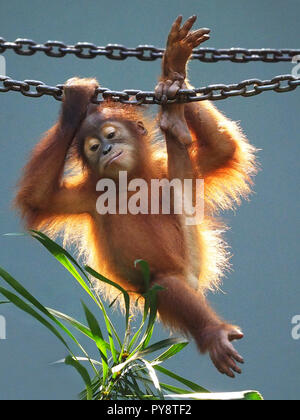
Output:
[{"xmin": 136, "ymin": 120, "xmax": 148, "ymax": 135}]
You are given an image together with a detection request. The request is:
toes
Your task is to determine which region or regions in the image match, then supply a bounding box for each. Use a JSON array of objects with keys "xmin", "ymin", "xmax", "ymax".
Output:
[
  {"xmin": 187, "ymin": 28, "xmax": 211, "ymax": 44},
  {"xmin": 196, "ymin": 34, "xmax": 210, "ymax": 45},
  {"xmin": 155, "ymin": 80, "xmax": 182, "ymax": 103},
  {"xmin": 172, "ymin": 15, "xmax": 183, "ymax": 31},
  {"xmin": 155, "ymin": 81, "xmax": 172, "ymax": 102},
  {"xmin": 168, "ymin": 16, "xmax": 183, "ymax": 43},
  {"xmin": 168, "ymin": 80, "xmax": 181, "ymax": 98},
  {"xmin": 179, "ymin": 15, "xmax": 197, "ymax": 40},
  {"xmin": 155, "ymin": 82, "xmax": 164, "ymax": 101},
  {"xmin": 187, "ymin": 35, "xmax": 210, "ymax": 50},
  {"xmin": 65, "ymin": 77, "xmax": 98, "ymax": 88},
  {"xmin": 161, "ymin": 80, "xmax": 173, "ymax": 104}
]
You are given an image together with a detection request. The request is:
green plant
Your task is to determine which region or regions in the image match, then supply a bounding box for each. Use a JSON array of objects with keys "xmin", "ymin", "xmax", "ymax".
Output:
[{"xmin": 0, "ymin": 231, "xmax": 263, "ymax": 400}]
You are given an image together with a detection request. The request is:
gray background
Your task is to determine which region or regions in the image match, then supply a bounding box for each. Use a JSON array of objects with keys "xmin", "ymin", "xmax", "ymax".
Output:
[{"xmin": 0, "ymin": 0, "xmax": 299, "ymax": 400}]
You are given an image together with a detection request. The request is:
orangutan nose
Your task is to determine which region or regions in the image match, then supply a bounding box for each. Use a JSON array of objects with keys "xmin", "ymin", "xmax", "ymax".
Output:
[{"xmin": 103, "ymin": 144, "xmax": 113, "ymax": 155}]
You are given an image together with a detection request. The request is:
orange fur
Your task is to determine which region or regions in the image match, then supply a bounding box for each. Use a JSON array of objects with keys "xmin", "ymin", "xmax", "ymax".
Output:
[
  {"xmin": 15, "ymin": 97, "xmax": 256, "ymax": 298},
  {"xmin": 14, "ymin": 14, "xmax": 258, "ymax": 377},
  {"xmin": 14, "ymin": 79, "xmax": 256, "ymax": 371}
]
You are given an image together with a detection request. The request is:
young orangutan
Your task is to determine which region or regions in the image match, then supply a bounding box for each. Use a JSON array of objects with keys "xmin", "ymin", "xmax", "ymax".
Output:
[{"xmin": 15, "ymin": 16, "xmax": 257, "ymax": 377}]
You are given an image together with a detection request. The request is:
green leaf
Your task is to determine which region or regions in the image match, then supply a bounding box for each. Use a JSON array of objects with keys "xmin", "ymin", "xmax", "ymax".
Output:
[
  {"xmin": 112, "ymin": 356, "xmax": 138, "ymax": 375},
  {"xmin": 127, "ymin": 318, "xmax": 146, "ymax": 352},
  {"xmin": 0, "ymin": 301, "xmax": 10, "ymax": 305},
  {"xmin": 159, "ymin": 382, "xmax": 191, "ymax": 395},
  {"xmin": 138, "ymin": 338, "xmax": 188, "ymax": 358},
  {"xmin": 0, "ymin": 287, "xmax": 71, "ymax": 351},
  {"xmin": 0, "ymin": 266, "xmax": 89, "ymax": 357},
  {"xmin": 133, "ymin": 374, "xmax": 191, "ymax": 395},
  {"xmin": 65, "ymin": 356, "xmax": 93, "ymax": 400},
  {"xmin": 244, "ymin": 391, "xmax": 264, "ymax": 401},
  {"xmin": 153, "ymin": 342, "xmax": 189, "ymax": 363},
  {"xmin": 79, "ymin": 375, "xmax": 102, "ymax": 401},
  {"xmin": 53, "ymin": 357, "xmax": 102, "ymax": 366},
  {"xmin": 82, "ymin": 302, "xmax": 109, "ymax": 384},
  {"xmin": 138, "ymin": 358, "xmax": 164, "ymax": 400},
  {"xmin": 134, "ymin": 260, "xmax": 150, "ymax": 291},
  {"xmin": 154, "ymin": 365, "xmax": 209, "ymax": 393},
  {"xmin": 85, "ymin": 265, "xmax": 129, "ymax": 362},
  {"xmin": 3, "ymin": 233, "xmax": 28, "ymax": 237},
  {"xmin": 123, "ymin": 376, "xmax": 145, "ymax": 400},
  {"xmin": 163, "ymin": 390, "xmax": 263, "ymax": 400},
  {"xmin": 85, "ymin": 265, "xmax": 130, "ymax": 330},
  {"xmin": 131, "ymin": 284, "xmax": 164, "ymax": 354},
  {"xmin": 93, "ymin": 296, "xmax": 119, "ymax": 364},
  {"xmin": 47, "ymin": 308, "xmax": 94, "ymax": 341},
  {"xmin": 30, "ymin": 231, "xmax": 98, "ymax": 305}
]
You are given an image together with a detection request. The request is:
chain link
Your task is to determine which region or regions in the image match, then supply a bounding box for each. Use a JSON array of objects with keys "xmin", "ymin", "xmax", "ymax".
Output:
[
  {"xmin": 0, "ymin": 75, "xmax": 299, "ymax": 104},
  {"xmin": 0, "ymin": 37, "xmax": 299, "ymax": 63}
]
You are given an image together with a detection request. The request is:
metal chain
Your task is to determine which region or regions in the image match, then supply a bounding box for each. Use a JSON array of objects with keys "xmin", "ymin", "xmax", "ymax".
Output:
[
  {"xmin": 0, "ymin": 38, "xmax": 299, "ymax": 63},
  {"xmin": 0, "ymin": 75, "xmax": 299, "ymax": 104}
]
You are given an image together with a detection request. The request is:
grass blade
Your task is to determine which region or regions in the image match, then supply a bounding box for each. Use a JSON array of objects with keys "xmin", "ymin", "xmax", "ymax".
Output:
[
  {"xmin": 85, "ymin": 265, "xmax": 130, "ymax": 329},
  {"xmin": 53, "ymin": 357, "xmax": 102, "ymax": 366},
  {"xmin": 65, "ymin": 356, "xmax": 93, "ymax": 400},
  {"xmin": 0, "ymin": 266, "xmax": 92, "ymax": 357},
  {"xmin": 138, "ymin": 338, "xmax": 188, "ymax": 358},
  {"xmin": 154, "ymin": 365, "xmax": 209, "ymax": 393},
  {"xmin": 85, "ymin": 265, "xmax": 130, "ymax": 362},
  {"xmin": 93, "ymin": 296, "xmax": 118, "ymax": 364},
  {"xmin": 0, "ymin": 287, "xmax": 71, "ymax": 351},
  {"xmin": 48, "ymin": 308, "xmax": 93, "ymax": 339},
  {"xmin": 244, "ymin": 391, "xmax": 264, "ymax": 401},
  {"xmin": 134, "ymin": 260, "xmax": 150, "ymax": 291},
  {"xmin": 164, "ymin": 390, "xmax": 263, "ymax": 400},
  {"xmin": 82, "ymin": 302, "xmax": 109, "ymax": 384},
  {"xmin": 138, "ymin": 358, "xmax": 164, "ymax": 400},
  {"xmin": 30, "ymin": 231, "xmax": 98, "ymax": 304},
  {"xmin": 153, "ymin": 342, "xmax": 189, "ymax": 363},
  {"xmin": 132, "ymin": 374, "xmax": 191, "ymax": 395}
]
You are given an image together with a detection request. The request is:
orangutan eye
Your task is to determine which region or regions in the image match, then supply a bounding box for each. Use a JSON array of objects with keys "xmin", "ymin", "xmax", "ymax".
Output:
[
  {"xmin": 90, "ymin": 144, "xmax": 100, "ymax": 152},
  {"xmin": 107, "ymin": 131, "xmax": 115, "ymax": 140},
  {"xmin": 85, "ymin": 137, "xmax": 101, "ymax": 154}
]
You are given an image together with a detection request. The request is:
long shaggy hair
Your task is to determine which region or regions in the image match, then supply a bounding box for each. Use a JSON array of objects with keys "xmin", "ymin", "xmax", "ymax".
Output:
[{"xmin": 15, "ymin": 100, "xmax": 257, "ymax": 307}]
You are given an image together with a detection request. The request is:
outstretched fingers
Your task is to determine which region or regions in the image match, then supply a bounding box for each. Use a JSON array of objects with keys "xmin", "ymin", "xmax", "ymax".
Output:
[
  {"xmin": 208, "ymin": 327, "xmax": 245, "ymax": 378},
  {"xmin": 168, "ymin": 16, "xmax": 211, "ymax": 50},
  {"xmin": 225, "ymin": 341, "xmax": 244, "ymax": 364},
  {"xmin": 167, "ymin": 15, "xmax": 183, "ymax": 43},
  {"xmin": 210, "ymin": 345, "xmax": 243, "ymax": 378},
  {"xmin": 178, "ymin": 15, "xmax": 197, "ymax": 40},
  {"xmin": 210, "ymin": 349, "xmax": 236, "ymax": 378},
  {"xmin": 187, "ymin": 29, "xmax": 211, "ymax": 47}
]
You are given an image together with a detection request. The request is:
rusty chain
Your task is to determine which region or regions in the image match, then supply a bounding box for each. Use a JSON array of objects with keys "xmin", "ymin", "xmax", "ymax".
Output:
[
  {"xmin": 0, "ymin": 38, "xmax": 299, "ymax": 63},
  {"xmin": 0, "ymin": 75, "xmax": 299, "ymax": 104}
]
